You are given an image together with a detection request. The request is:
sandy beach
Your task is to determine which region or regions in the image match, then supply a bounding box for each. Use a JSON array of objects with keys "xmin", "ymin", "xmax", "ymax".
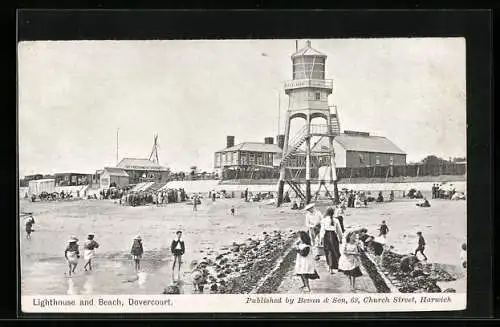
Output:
[{"xmin": 20, "ymin": 196, "xmax": 466, "ymax": 295}]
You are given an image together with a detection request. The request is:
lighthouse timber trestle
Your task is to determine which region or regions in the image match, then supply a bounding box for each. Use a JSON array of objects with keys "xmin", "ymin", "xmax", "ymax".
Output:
[{"xmin": 276, "ymin": 40, "xmax": 341, "ymax": 207}]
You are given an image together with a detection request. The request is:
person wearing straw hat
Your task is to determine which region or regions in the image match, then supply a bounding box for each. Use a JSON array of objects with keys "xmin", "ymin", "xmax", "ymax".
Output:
[
  {"xmin": 64, "ymin": 236, "xmax": 80, "ymax": 276},
  {"xmin": 130, "ymin": 234, "xmax": 144, "ymax": 272},
  {"xmin": 83, "ymin": 233, "xmax": 100, "ymax": 272},
  {"xmin": 303, "ymin": 203, "xmax": 323, "ymax": 260}
]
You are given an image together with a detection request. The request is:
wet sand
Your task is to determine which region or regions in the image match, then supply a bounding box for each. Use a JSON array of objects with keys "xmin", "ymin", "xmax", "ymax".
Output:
[{"xmin": 20, "ymin": 196, "xmax": 466, "ymax": 295}]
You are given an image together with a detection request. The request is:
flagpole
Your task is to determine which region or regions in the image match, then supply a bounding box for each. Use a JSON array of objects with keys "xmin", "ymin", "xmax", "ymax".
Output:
[
  {"xmin": 116, "ymin": 128, "xmax": 119, "ymax": 165},
  {"xmin": 277, "ymin": 92, "xmax": 281, "ymax": 135}
]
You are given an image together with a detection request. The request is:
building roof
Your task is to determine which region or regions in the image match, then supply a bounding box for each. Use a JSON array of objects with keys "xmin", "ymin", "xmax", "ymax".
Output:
[
  {"xmin": 217, "ymin": 142, "xmax": 283, "ymax": 153},
  {"xmin": 54, "ymin": 172, "xmax": 91, "ymax": 176},
  {"xmin": 291, "ymin": 40, "xmax": 327, "ymax": 58},
  {"xmin": 103, "ymin": 167, "xmax": 129, "ymax": 177},
  {"xmin": 116, "ymin": 158, "xmax": 168, "ymax": 171},
  {"xmin": 334, "ymin": 133, "xmax": 406, "ymax": 155}
]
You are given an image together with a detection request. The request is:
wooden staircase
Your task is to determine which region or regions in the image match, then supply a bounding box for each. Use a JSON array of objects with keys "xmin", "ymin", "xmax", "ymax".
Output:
[
  {"xmin": 280, "ymin": 121, "xmax": 340, "ymax": 167},
  {"xmin": 286, "ymin": 180, "xmax": 306, "ymax": 201}
]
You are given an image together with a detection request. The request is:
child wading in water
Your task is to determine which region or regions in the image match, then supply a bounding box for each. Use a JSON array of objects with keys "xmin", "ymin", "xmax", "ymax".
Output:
[
  {"xmin": 294, "ymin": 231, "xmax": 320, "ymax": 292},
  {"xmin": 171, "ymin": 231, "xmax": 185, "ymax": 281},
  {"xmin": 379, "ymin": 220, "xmax": 389, "ymax": 238},
  {"xmin": 83, "ymin": 233, "xmax": 100, "ymax": 272},
  {"xmin": 338, "ymin": 231, "xmax": 363, "ymax": 292},
  {"xmin": 25, "ymin": 215, "xmax": 35, "ymax": 240},
  {"xmin": 130, "ymin": 235, "xmax": 144, "ymax": 272},
  {"xmin": 64, "ymin": 236, "xmax": 80, "ymax": 276}
]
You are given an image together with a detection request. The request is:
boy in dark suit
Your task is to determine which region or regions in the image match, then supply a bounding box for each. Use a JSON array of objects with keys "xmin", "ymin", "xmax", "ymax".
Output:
[{"xmin": 171, "ymin": 231, "xmax": 185, "ymax": 281}]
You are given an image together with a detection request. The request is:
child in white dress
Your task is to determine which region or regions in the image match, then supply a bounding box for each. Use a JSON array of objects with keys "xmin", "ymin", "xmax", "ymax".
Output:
[
  {"xmin": 294, "ymin": 231, "xmax": 320, "ymax": 292},
  {"xmin": 338, "ymin": 231, "xmax": 363, "ymax": 291}
]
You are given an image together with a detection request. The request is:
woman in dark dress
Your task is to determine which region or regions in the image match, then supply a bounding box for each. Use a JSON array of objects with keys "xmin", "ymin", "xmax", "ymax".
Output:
[{"xmin": 319, "ymin": 207, "xmax": 343, "ymax": 274}]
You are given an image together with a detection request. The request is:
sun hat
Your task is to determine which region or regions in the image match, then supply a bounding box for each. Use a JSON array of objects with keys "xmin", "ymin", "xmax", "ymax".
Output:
[
  {"xmin": 134, "ymin": 234, "xmax": 142, "ymax": 240},
  {"xmin": 303, "ymin": 203, "xmax": 316, "ymax": 211},
  {"xmin": 88, "ymin": 232, "xmax": 95, "ymax": 236},
  {"xmin": 68, "ymin": 236, "xmax": 78, "ymax": 243}
]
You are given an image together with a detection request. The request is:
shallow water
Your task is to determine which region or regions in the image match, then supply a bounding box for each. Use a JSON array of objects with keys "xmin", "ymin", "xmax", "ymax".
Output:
[{"xmin": 20, "ymin": 197, "xmax": 466, "ymax": 295}]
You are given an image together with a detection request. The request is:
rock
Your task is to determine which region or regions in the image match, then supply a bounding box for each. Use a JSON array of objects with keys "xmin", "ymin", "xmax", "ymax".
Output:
[
  {"xmin": 217, "ymin": 272, "xmax": 226, "ymax": 278},
  {"xmin": 410, "ymin": 269, "xmax": 425, "ymax": 278},
  {"xmin": 163, "ymin": 285, "xmax": 180, "ymax": 294},
  {"xmin": 210, "ymin": 283, "xmax": 218, "ymax": 293},
  {"xmin": 225, "ymin": 268, "xmax": 232, "ymax": 274},
  {"xmin": 443, "ymin": 288, "xmax": 456, "ymax": 293},
  {"xmin": 215, "ymin": 254, "xmax": 224, "ymax": 260}
]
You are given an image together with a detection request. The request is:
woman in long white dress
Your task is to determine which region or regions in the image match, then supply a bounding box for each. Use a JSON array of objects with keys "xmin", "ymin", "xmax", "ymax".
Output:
[{"xmin": 294, "ymin": 231, "xmax": 320, "ymax": 292}]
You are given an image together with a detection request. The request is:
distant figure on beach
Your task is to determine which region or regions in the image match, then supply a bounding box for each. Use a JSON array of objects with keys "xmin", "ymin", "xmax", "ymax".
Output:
[
  {"xmin": 65, "ymin": 236, "xmax": 80, "ymax": 277},
  {"xmin": 83, "ymin": 233, "xmax": 99, "ymax": 272},
  {"xmin": 171, "ymin": 231, "xmax": 185, "ymax": 281},
  {"xmin": 334, "ymin": 203, "xmax": 346, "ymax": 233},
  {"xmin": 294, "ymin": 231, "xmax": 320, "ymax": 292},
  {"xmin": 244, "ymin": 188, "xmax": 249, "ymax": 202},
  {"xmin": 389, "ymin": 191, "xmax": 395, "ymax": 202},
  {"xmin": 230, "ymin": 206, "xmax": 235, "ymax": 216},
  {"xmin": 414, "ymin": 231, "xmax": 428, "ymax": 261},
  {"xmin": 320, "ymin": 207, "xmax": 343, "ymax": 274},
  {"xmin": 25, "ymin": 215, "xmax": 35, "ymax": 240},
  {"xmin": 379, "ymin": 220, "xmax": 389, "ymax": 238},
  {"xmin": 376, "ymin": 191, "xmax": 384, "ymax": 203},
  {"xmin": 416, "ymin": 198, "xmax": 431, "ymax": 207},
  {"xmin": 193, "ymin": 195, "xmax": 198, "ymax": 211},
  {"xmin": 303, "ymin": 203, "xmax": 322, "ymax": 260},
  {"xmin": 212, "ymin": 192, "xmax": 216, "ymax": 202},
  {"xmin": 338, "ymin": 231, "xmax": 363, "ymax": 292},
  {"xmin": 283, "ymin": 191, "xmax": 291, "ymax": 203},
  {"xmin": 130, "ymin": 235, "xmax": 144, "ymax": 272},
  {"xmin": 460, "ymin": 243, "xmax": 467, "ymax": 269}
]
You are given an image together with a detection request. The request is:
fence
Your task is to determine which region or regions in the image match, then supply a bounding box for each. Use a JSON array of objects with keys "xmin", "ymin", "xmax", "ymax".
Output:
[{"xmin": 220, "ymin": 162, "xmax": 466, "ymax": 181}]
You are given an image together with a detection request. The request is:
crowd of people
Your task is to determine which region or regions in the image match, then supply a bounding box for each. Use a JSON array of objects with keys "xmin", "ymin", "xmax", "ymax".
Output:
[
  {"xmin": 431, "ymin": 183, "xmax": 466, "ymax": 200},
  {"xmin": 293, "ymin": 186, "xmax": 443, "ymax": 293},
  {"xmin": 118, "ymin": 188, "xmax": 188, "ymax": 207}
]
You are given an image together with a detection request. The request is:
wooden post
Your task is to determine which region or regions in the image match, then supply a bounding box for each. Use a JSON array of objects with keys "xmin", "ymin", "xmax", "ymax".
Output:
[
  {"xmin": 305, "ymin": 115, "xmax": 312, "ymax": 204},
  {"xmin": 277, "ymin": 113, "xmax": 291, "ymax": 207}
]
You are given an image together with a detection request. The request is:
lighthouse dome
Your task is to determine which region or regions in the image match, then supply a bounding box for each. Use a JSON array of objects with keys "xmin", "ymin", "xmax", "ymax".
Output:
[{"xmin": 292, "ymin": 40, "xmax": 326, "ymax": 80}]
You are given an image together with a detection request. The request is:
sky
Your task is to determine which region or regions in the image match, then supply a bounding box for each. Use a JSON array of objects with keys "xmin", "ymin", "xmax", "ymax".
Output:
[{"xmin": 18, "ymin": 38, "xmax": 466, "ymax": 177}]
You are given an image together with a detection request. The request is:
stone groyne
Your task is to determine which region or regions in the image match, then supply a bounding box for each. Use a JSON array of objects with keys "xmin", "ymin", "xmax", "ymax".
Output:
[{"xmin": 190, "ymin": 230, "xmax": 298, "ymax": 294}]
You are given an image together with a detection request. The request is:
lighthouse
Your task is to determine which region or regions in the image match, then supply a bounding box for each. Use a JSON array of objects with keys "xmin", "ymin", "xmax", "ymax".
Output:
[{"xmin": 277, "ymin": 40, "xmax": 341, "ymax": 206}]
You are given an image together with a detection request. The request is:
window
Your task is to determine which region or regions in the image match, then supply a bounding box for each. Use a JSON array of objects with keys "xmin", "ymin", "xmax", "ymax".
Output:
[
  {"xmin": 376, "ymin": 156, "xmax": 381, "ymax": 165},
  {"xmin": 315, "ymin": 92, "xmax": 321, "ymax": 100},
  {"xmin": 359, "ymin": 154, "xmax": 364, "ymax": 164},
  {"xmin": 390, "ymin": 156, "xmax": 394, "ymax": 165}
]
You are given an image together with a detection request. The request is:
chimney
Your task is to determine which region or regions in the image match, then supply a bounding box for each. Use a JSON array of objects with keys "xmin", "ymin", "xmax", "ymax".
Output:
[
  {"xmin": 264, "ymin": 137, "xmax": 274, "ymax": 145},
  {"xmin": 226, "ymin": 136, "xmax": 235, "ymax": 148},
  {"xmin": 277, "ymin": 134, "xmax": 285, "ymax": 149}
]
